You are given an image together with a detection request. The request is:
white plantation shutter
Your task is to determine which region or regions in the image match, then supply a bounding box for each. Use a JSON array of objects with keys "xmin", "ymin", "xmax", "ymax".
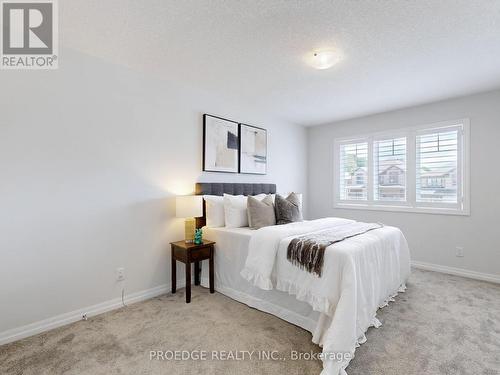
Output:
[
  {"xmin": 373, "ymin": 137, "xmax": 407, "ymax": 202},
  {"xmin": 334, "ymin": 119, "xmax": 469, "ymax": 215},
  {"xmin": 416, "ymin": 128, "xmax": 460, "ymax": 204},
  {"xmin": 339, "ymin": 142, "xmax": 368, "ymax": 201}
]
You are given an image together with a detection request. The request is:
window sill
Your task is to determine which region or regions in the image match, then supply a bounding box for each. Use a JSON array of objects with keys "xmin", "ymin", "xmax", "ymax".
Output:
[{"xmin": 334, "ymin": 202, "xmax": 470, "ymax": 216}]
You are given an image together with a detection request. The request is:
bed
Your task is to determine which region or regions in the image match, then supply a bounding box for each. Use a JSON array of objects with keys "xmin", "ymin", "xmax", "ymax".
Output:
[{"xmin": 196, "ymin": 183, "xmax": 411, "ymax": 375}]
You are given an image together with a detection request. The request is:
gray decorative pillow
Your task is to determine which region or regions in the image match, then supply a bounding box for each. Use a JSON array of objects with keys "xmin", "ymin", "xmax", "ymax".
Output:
[
  {"xmin": 247, "ymin": 195, "xmax": 276, "ymax": 229},
  {"xmin": 275, "ymin": 193, "xmax": 303, "ymax": 225}
]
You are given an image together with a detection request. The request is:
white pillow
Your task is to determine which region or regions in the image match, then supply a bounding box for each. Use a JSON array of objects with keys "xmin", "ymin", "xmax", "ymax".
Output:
[
  {"xmin": 203, "ymin": 195, "xmax": 225, "ymax": 227},
  {"xmin": 223, "ymin": 193, "xmax": 266, "ymax": 228}
]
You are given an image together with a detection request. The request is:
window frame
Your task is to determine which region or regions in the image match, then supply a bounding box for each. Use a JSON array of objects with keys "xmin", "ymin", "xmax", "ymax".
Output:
[
  {"xmin": 333, "ymin": 119, "xmax": 470, "ymax": 216},
  {"xmin": 337, "ymin": 139, "xmax": 369, "ymax": 203},
  {"xmin": 372, "ymin": 132, "xmax": 409, "ymax": 206}
]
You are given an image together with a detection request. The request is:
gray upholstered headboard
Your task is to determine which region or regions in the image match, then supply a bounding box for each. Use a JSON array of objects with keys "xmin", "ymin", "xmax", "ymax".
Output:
[{"xmin": 195, "ymin": 182, "xmax": 277, "ymax": 228}]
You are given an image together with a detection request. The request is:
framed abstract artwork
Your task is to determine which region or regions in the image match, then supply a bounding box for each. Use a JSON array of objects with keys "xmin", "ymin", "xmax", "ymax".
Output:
[
  {"xmin": 239, "ymin": 123, "xmax": 267, "ymax": 175},
  {"xmin": 203, "ymin": 114, "xmax": 239, "ymax": 173}
]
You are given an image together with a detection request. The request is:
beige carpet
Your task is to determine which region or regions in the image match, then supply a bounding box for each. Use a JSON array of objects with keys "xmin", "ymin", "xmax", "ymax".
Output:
[{"xmin": 1, "ymin": 269, "xmax": 500, "ymax": 375}]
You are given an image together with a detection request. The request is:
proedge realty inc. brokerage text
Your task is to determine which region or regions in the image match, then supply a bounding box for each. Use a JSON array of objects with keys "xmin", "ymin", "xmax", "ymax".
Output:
[{"xmin": 149, "ymin": 350, "xmax": 352, "ymax": 362}]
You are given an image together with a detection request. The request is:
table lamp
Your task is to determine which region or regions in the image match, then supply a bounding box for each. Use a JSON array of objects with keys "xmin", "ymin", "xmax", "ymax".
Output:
[{"xmin": 176, "ymin": 195, "xmax": 203, "ymax": 243}]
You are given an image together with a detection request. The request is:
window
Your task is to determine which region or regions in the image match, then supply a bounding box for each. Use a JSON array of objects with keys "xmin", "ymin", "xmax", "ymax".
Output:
[
  {"xmin": 334, "ymin": 119, "xmax": 469, "ymax": 215},
  {"xmin": 339, "ymin": 142, "xmax": 368, "ymax": 201},
  {"xmin": 416, "ymin": 129, "xmax": 458, "ymax": 204},
  {"xmin": 374, "ymin": 137, "xmax": 406, "ymax": 202}
]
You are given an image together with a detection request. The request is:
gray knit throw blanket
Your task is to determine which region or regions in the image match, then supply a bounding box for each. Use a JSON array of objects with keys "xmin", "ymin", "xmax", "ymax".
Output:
[{"xmin": 287, "ymin": 222, "xmax": 383, "ymax": 277}]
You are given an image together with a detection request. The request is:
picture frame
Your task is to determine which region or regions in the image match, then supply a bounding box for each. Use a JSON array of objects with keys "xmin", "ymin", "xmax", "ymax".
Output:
[
  {"xmin": 203, "ymin": 114, "xmax": 240, "ymax": 173},
  {"xmin": 239, "ymin": 123, "xmax": 267, "ymax": 175}
]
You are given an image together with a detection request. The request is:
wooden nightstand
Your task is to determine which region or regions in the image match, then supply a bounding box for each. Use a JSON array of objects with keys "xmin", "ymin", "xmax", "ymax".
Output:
[{"xmin": 170, "ymin": 240, "xmax": 215, "ymax": 303}]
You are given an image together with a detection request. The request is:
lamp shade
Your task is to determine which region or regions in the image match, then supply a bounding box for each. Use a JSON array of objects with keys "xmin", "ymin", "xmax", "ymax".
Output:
[{"xmin": 176, "ymin": 195, "xmax": 203, "ymax": 218}]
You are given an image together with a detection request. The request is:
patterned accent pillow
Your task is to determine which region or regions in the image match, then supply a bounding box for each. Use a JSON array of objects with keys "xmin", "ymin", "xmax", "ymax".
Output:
[
  {"xmin": 275, "ymin": 193, "xmax": 303, "ymax": 225},
  {"xmin": 247, "ymin": 195, "xmax": 276, "ymax": 229}
]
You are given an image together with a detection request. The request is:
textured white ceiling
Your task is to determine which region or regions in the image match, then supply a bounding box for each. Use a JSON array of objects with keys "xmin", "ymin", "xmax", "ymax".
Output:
[{"xmin": 61, "ymin": 0, "xmax": 500, "ymax": 126}]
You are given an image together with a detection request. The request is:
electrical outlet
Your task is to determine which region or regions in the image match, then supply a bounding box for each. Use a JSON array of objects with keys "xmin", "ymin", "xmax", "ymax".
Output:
[
  {"xmin": 456, "ymin": 247, "xmax": 464, "ymax": 257},
  {"xmin": 116, "ymin": 267, "xmax": 125, "ymax": 281}
]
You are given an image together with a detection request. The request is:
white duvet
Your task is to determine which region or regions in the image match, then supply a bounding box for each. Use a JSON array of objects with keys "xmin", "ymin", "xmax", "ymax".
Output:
[{"xmin": 241, "ymin": 218, "xmax": 411, "ymax": 375}]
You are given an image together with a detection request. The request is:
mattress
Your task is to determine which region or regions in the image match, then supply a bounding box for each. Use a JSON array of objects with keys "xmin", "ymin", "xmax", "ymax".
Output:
[{"xmin": 200, "ymin": 226, "xmax": 320, "ymax": 332}]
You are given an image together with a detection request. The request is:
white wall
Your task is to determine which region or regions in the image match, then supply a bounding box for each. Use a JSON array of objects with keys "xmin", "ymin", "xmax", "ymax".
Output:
[
  {"xmin": 0, "ymin": 49, "xmax": 307, "ymax": 336},
  {"xmin": 308, "ymin": 90, "xmax": 500, "ymax": 278}
]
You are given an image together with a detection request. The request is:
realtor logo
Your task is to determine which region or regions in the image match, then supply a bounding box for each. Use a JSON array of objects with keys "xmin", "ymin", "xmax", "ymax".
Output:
[{"xmin": 1, "ymin": 0, "xmax": 58, "ymax": 69}]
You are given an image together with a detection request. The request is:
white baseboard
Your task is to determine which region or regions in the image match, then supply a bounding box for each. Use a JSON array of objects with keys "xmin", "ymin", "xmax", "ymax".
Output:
[
  {"xmin": 0, "ymin": 281, "xmax": 185, "ymax": 346},
  {"xmin": 411, "ymin": 261, "xmax": 500, "ymax": 284},
  {"xmin": 3, "ymin": 263, "xmax": 498, "ymax": 347}
]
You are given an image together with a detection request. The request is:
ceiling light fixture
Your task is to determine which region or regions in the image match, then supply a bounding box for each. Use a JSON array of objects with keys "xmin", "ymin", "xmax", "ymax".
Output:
[{"xmin": 310, "ymin": 50, "xmax": 342, "ymax": 70}]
